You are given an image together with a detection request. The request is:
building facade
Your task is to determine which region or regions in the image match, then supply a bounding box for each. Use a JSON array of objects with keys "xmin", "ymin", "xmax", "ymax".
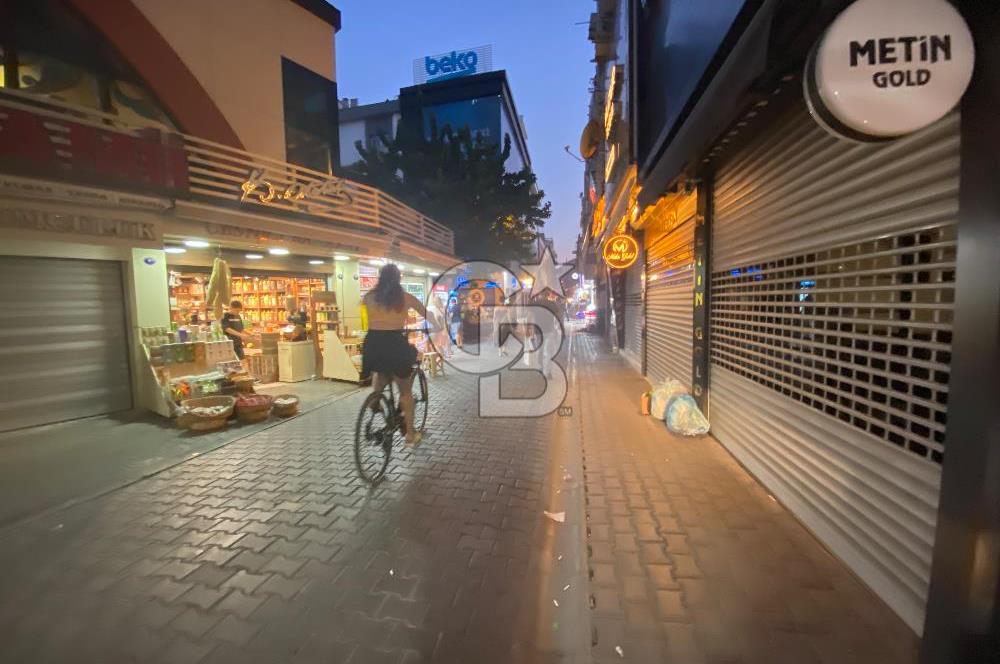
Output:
[
  {"xmin": 0, "ymin": 0, "xmax": 455, "ymax": 431},
  {"xmin": 579, "ymin": 1, "xmax": 999, "ymax": 660},
  {"xmin": 338, "ymin": 98, "xmax": 401, "ymax": 168}
]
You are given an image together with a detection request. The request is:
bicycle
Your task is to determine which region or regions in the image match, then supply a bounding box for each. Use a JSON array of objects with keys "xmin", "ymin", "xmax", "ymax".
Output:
[{"xmin": 353, "ymin": 363, "xmax": 429, "ymax": 485}]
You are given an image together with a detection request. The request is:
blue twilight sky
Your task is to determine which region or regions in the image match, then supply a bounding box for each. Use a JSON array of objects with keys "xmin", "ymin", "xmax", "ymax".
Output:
[{"xmin": 332, "ymin": 0, "xmax": 594, "ymax": 262}]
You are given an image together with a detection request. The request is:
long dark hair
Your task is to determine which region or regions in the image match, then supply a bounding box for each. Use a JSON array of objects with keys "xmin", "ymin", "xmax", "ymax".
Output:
[{"xmin": 372, "ymin": 263, "xmax": 405, "ymax": 311}]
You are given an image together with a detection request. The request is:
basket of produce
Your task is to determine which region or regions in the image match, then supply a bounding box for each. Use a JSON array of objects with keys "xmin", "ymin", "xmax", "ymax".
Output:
[
  {"xmin": 235, "ymin": 394, "xmax": 273, "ymax": 423},
  {"xmin": 180, "ymin": 395, "xmax": 236, "ymax": 431},
  {"xmin": 272, "ymin": 394, "xmax": 300, "ymax": 417}
]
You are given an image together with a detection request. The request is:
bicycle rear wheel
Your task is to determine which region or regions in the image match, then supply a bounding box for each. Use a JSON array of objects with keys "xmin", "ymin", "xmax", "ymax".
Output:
[
  {"xmin": 411, "ymin": 368, "xmax": 429, "ymax": 433},
  {"xmin": 354, "ymin": 391, "xmax": 394, "ymax": 485}
]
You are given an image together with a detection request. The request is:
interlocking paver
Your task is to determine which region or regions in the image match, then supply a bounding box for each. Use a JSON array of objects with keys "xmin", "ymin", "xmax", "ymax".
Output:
[
  {"xmin": 572, "ymin": 333, "xmax": 917, "ymax": 663},
  {"xmin": 0, "ymin": 330, "xmax": 918, "ymax": 663}
]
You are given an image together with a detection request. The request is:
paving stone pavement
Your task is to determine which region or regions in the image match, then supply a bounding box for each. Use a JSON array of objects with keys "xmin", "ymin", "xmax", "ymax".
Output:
[
  {"xmin": 571, "ymin": 334, "xmax": 920, "ymax": 664},
  {"xmin": 0, "ymin": 329, "xmax": 920, "ymax": 664},
  {"xmin": 0, "ymin": 340, "xmax": 588, "ymax": 664}
]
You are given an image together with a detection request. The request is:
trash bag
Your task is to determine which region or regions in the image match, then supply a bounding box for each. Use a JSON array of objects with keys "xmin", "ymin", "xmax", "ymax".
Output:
[
  {"xmin": 649, "ymin": 379, "xmax": 688, "ymax": 420},
  {"xmin": 666, "ymin": 395, "xmax": 710, "ymax": 436}
]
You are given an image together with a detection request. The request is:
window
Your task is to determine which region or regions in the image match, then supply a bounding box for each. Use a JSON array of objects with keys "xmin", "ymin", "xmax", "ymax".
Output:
[
  {"xmin": 281, "ymin": 58, "xmax": 339, "ymax": 174},
  {"xmin": 1, "ymin": 2, "xmax": 174, "ymax": 128}
]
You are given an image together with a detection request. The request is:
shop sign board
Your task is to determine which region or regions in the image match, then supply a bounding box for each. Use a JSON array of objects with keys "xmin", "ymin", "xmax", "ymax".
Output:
[
  {"xmin": 0, "ymin": 206, "xmax": 160, "ymax": 243},
  {"xmin": 805, "ymin": 0, "xmax": 974, "ymax": 141},
  {"xmin": 603, "ymin": 234, "xmax": 639, "ymax": 270},
  {"xmin": 239, "ymin": 168, "xmax": 354, "ymax": 214},
  {"xmin": 413, "ymin": 45, "xmax": 493, "ymax": 84},
  {"xmin": 0, "ymin": 105, "xmax": 189, "ymax": 194}
]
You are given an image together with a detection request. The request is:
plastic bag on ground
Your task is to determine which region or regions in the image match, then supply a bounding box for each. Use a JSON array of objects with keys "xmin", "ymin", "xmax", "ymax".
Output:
[
  {"xmin": 649, "ymin": 379, "xmax": 689, "ymax": 420},
  {"xmin": 666, "ymin": 395, "xmax": 710, "ymax": 436}
]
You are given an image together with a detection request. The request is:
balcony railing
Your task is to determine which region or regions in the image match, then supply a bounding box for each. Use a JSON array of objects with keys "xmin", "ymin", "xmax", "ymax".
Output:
[{"xmin": 0, "ymin": 89, "xmax": 455, "ymax": 255}]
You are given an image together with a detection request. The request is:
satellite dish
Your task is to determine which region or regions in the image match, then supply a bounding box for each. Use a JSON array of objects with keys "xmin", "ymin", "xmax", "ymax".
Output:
[{"xmin": 579, "ymin": 119, "xmax": 602, "ymax": 159}]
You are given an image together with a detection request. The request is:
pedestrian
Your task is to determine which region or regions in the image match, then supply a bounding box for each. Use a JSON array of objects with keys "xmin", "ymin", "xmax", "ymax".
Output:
[
  {"xmin": 448, "ymin": 296, "xmax": 463, "ymax": 348},
  {"xmin": 221, "ymin": 300, "xmax": 255, "ymax": 360}
]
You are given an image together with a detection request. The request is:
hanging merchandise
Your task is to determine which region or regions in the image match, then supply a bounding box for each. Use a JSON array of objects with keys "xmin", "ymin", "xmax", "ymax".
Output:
[{"xmin": 205, "ymin": 256, "xmax": 232, "ymax": 321}]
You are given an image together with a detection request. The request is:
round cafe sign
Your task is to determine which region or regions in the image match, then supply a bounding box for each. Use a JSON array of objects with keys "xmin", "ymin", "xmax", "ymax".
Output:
[
  {"xmin": 603, "ymin": 234, "xmax": 639, "ymax": 270},
  {"xmin": 805, "ymin": 0, "xmax": 974, "ymax": 142}
]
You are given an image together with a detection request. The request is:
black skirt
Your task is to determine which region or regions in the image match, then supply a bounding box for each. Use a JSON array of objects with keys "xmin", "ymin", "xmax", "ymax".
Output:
[{"xmin": 361, "ymin": 330, "xmax": 417, "ymax": 379}]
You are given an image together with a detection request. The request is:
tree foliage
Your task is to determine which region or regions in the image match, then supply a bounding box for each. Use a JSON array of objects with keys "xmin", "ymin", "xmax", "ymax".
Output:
[{"xmin": 344, "ymin": 121, "xmax": 550, "ymax": 262}]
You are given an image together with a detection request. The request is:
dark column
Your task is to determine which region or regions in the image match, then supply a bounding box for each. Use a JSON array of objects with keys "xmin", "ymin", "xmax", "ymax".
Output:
[
  {"xmin": 920, "ymin": 4, "xmax": 1000, "ymax": 663},
  {"xmin": 691, "ymin": 179, "xmax": 712, "ymax": 416}
]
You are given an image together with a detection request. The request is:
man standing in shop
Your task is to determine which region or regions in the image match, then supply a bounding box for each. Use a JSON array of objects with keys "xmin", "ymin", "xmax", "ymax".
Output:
[{"xmin": 221, "ymin": 300, "xmax": 254, "ymax": 360}]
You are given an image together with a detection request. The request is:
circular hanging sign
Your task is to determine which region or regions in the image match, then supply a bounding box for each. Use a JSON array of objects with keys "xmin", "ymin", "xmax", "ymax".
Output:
[
  {"xmin": 603, "ymin": 234, "xmax": 639, "ymax": 270},
  {"xmin": 805, "ymin": 0, "xmax": 974, "ymax": 142},
  {"xmin": 466, "ymin": 288, "xmax": 486, "ymax": 308}
]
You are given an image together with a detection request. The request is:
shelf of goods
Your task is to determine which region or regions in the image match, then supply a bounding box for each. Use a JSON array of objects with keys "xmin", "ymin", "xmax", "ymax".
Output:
[
  {"xmin": 169, "ymin": 271, "xmax": 325, "ymax": 329},
  {"xmin": 231, "ymin": 276, "xmax": 326, "ymax": 326},
  {"xmin": 138, "ymin": 326, "xmax": 249, "ymax": 418}
]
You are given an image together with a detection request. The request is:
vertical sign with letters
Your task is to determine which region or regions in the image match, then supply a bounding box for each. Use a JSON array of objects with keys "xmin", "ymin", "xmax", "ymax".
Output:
[{"xmin": 691, "ymin": 183, "xmax": 711, "ymax": 416}]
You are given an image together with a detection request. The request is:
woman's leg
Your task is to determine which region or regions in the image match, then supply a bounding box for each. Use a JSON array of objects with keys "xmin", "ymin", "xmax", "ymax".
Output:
[{"xmin": 394, "ymin": 374, "xmax": 418, "ymax": 444}]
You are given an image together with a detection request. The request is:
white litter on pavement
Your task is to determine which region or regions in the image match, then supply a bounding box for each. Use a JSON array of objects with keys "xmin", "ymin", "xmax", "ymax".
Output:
[
  {"xmin": 615, "ymin": 645, "xmax": 624, "ymax": 658},
  {"xmin": 552, "ymin": 599, "xmax": 559, "ymax": 607},
  {"xmin": 544, "ymin": 510, "xmax": 566, "ymax": 523},
  {"xmin": 563, "ymin": 584, "xmax": 571, "ymax": 591},
  {"xmin": 389, "ymin": 569, "xmax": 394, "ymax": 576}
]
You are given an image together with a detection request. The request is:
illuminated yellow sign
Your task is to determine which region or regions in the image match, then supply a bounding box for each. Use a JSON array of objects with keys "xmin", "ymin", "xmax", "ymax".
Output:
[
  {"xmin": 240, "ymin": 168, "xmax": 354, "ymax": 213},
  {"xmin": 603, "ymin": 234, "xmax": 639, "ymax": 270}
]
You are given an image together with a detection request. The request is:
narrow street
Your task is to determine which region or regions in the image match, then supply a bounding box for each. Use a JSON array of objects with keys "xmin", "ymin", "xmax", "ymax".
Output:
[{"xmin": 0, "ymin": 330, "xmax": 913, "ymax": 664}]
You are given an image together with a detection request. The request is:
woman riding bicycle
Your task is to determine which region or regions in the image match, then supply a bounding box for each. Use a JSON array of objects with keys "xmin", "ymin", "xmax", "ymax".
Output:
[{"xmin": 361, "ymin": 263, "xmax": 427, "ymax": 446}]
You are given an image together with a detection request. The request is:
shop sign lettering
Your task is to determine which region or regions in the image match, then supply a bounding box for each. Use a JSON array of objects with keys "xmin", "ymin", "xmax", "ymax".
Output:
[
  {"xmin": 602, "ymin": 234, "xmax": 639, "ymax": 270},
  {"xmin": 691, "ymin": 214, "xmax": 710, "ymax": 413},
  {"xmin": 0, "ymin": 207, "xmax": 159, "ymax": 242},
  {"xmin": 806, "ymin": 0, "xmax": 974, "ymax": 140},
  {"xmin": 239, "ymin": 168, "xmax": 354, "ymax": 213},
  {"xmin": 0, "ymin": 105, "xmax": 189, "ymax": 193}
]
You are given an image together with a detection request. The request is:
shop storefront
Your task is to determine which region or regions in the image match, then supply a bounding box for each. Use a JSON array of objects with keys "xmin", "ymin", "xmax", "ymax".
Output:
[
  {"xmin": 641, "ymin": 192, "xmax": 696, "ymax": 388},
  {"xmin": 0, "ymin": 89, "xmax": 455, "ymax": 430},
  {"xmin": 707, "ymin": 94, "xmax": 958, "ymax": 631}
]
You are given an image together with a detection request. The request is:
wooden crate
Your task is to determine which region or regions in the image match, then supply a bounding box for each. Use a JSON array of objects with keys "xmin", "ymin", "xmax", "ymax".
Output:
[{"xmin": 246, "ymin": 352, "xmax": 278, "ymax": 383}]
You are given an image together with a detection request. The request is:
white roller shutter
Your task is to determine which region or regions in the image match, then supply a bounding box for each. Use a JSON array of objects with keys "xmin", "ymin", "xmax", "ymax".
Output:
[
  {"xmin": 645, "ymin": 213, "xmax": 695, "ymax": 387},
  {"xmin": 621, "ymin": 259, "xmax": 644, "ymax": 371},
  {"xmin": 0, "ymin": 256, "xmax": 133, "ymax": 431},
  {"xmin": 709, "ymin": 101, "xmax": 957, "ymax": 633}
]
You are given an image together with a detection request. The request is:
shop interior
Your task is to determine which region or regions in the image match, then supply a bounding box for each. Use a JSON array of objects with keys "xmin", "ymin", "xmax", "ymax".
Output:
[{"xmin": 140, "ymin": 235, "xmax": 440, "ymax": 432}]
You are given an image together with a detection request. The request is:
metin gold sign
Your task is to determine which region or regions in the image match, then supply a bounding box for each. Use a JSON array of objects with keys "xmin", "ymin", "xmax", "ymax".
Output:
[{"xmin": 602, "ymin": 234, "xmax": 639, "ymax": 269}]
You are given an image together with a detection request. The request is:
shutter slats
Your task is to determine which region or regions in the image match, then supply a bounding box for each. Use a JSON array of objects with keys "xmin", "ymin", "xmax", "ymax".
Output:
[
  {"xmin": 645, "ymin": 216, "xmax": 695, "ymax": 387},
  {"xmin": 709, "ymin": 100, "xmax": 957, "ymax": 635},
  {"xmin": 0, "ymin": 257, "xmax": 132, "ymax": 431}
]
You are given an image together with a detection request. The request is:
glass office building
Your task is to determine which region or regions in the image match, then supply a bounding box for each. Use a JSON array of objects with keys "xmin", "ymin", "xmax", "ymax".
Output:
[{"xmin": 400, "ymin": 70, "xmax": 530, "ymax": 173}]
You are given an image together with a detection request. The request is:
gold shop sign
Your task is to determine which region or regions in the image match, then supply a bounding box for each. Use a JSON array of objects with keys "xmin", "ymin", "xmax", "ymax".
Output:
[
  {"xmin": 603, "ymin": 234, "xmax": 639, "ymax": 270},
  {"xmin": 239, "ymin": 168, "xmax": 354, "ymax": 214}
]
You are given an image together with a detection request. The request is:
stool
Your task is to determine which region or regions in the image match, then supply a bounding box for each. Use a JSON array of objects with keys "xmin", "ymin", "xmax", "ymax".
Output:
[{"xmin": 421, "ymin": 351, "xmax": 444, "ymax": 377}]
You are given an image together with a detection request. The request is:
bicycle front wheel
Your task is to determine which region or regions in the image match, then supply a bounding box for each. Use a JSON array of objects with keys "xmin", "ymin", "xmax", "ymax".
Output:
[
  {"xmin": 354, "ymin": 391, "xmax": 394, "ymax": 485},
  {"xmin": 412, "ymin": 368, "xmax": 428, "ymax": 433}
]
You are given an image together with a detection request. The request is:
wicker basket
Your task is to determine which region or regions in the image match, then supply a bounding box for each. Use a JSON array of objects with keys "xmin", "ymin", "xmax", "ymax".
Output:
[
  {"xmin": 271, "ymin": 394, "xmax": 300, "ymax": 417},
  {"xmin": 180, "ymin": 395, "xmax": 236, "ymax": 432},
  {"xmin": 235, "ymin": 394, "xmax": 273, "ymax": 423}
]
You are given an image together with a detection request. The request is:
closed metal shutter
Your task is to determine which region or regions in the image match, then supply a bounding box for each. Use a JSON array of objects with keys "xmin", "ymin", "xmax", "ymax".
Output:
[
  {"xmin": 710, "ymin": 101, "xmax": 958, "ymax": 633},
  {"xmin": 621, "ymin": 258, "xmax": 644, "ymax": 370},
  {"xmin": 645, "ymin": 213, "xmax": 695, "ymax": 387},
  {"xmin": 0, "ymin": 257, "xmax": 132, "ymax": 431}
]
